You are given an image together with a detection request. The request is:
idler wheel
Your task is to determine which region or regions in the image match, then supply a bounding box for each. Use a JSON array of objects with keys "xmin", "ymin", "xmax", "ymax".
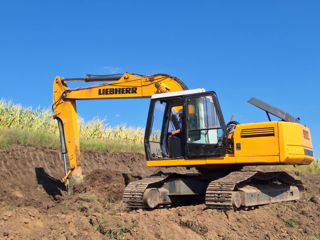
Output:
[{"xmin": 143, "ymin": 188, "xmax": 160, "ymax": 209}]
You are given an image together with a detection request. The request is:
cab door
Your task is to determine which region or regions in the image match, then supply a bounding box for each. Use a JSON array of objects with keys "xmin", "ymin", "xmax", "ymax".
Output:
[
  {"xmin": 185, "ymin": 92, "xmax": 227, "ymax": 158},
  {"xmin": 145, "ymin": 97, "xmax": 185, "ymax": 160}
]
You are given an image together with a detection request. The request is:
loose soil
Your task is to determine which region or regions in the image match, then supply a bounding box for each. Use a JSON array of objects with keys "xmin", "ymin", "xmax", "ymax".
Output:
[{"xmin": 0, "ymin": 145, "xmax": 319, "ymax": 240}]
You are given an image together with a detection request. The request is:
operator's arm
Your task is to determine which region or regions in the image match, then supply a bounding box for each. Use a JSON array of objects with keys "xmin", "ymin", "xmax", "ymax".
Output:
[{"xmin": 169, "ymin": 128, "xmax": 182, "ymax": 137}]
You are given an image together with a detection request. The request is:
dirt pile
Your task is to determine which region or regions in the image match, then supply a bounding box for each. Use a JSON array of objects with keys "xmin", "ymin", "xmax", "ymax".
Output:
[{"xmin": 0, "ymin": 145, "xmax": 319, "ymax": 240}]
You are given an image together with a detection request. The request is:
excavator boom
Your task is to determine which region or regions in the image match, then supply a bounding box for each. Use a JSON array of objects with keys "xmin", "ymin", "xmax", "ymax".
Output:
[{"xmin": 53, "ymin": 73, "xmax": 187, "ymax": 186}]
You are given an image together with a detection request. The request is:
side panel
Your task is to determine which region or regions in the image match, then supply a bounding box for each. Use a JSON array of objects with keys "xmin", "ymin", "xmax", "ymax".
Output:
[
  {"xmin": 278, "ymin": 122, "xmax": 314, "ymax": 164},
  {"xmin": 233, "ymin": 122, "xmax": 280, "ymax": 160}
]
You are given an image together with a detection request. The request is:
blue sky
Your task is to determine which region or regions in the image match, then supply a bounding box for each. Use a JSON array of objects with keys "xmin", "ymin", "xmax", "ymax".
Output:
[{"xmin": 0, "ymin": 1, "xmax": 319, "ymax": 158}]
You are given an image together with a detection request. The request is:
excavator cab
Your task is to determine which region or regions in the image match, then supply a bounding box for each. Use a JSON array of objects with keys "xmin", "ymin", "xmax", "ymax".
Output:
[{"xmin": 145, "ymin": 89, "xmax": 227, "ymax": 161}]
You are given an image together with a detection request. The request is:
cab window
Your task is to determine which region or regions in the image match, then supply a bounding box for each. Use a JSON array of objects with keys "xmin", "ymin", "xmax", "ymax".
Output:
[{"xmin": 187, "ymin": 96, "xmax": 223, "ymax": 144}]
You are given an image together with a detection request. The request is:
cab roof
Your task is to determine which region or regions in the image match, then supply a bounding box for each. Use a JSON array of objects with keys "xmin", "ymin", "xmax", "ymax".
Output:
[{"xmin": 151, "ymin": 88, "xmax": 206, "ymax": 99}]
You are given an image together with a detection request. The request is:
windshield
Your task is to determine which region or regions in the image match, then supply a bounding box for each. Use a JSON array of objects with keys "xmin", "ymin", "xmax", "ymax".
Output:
[{"xmin": 187, "ymin": 95, "xmax": 223, "ymax": 144}]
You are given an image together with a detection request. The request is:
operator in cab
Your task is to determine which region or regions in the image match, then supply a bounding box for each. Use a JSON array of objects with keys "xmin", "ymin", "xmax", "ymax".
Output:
[
  {"xmin": 169, "ymin": 110, "xmax": 183, "ymax": 138},
  {"xmin": 168, "ymin": 110, "xmax": 183, "ymax": 158}
]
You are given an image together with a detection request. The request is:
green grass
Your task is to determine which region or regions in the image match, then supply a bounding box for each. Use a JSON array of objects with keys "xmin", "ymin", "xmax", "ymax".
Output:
[
  {"xmin": 286, "ymin": 218, "xmax": 298, "ymax": 228},
  {"xmin": 80, "ymin": 139, "xmax": 144, "ymax": 153},
  {"xmin": 0, "ymin": 127, "xmax": 144, "ymax": 153},
  {"xmin": 0, "ymin": 128, "xmax": 59, "ymax": 149},
  {"xmin": 309, "ymin": 233, "xmax": 320, "ymax": 240}
]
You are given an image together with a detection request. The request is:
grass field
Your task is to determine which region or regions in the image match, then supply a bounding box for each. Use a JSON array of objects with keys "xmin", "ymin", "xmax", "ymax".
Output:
[{"xmin": 0, "ymin": 100, "xmax": 144, "ymax": 153}]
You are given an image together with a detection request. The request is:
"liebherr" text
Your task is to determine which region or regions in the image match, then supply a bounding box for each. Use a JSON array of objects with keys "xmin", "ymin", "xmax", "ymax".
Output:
[{"xmin": 98, "ymin": 87, "xmax": 138, "ymax": 95}]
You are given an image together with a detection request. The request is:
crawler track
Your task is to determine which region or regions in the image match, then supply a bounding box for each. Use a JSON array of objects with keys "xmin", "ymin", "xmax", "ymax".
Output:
[
  {"xmin": 123, "ymin": 170, "xmax": 303, "ymax": 210},
  {"xmin": 123, "ymin": 175, "xmax": 168, "ymax": 208},
  {"xmin": 205, "ymin": 170, "xmax": 303, "ymax": 210},
  {"xmin": 205, "ymin": 170, "xmax": 258, "ymax": 209}
]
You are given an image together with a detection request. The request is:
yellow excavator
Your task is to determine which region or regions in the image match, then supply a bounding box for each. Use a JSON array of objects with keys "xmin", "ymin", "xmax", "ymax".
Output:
[{"xmin": 53, "ymin": 73, "xmax": 314, "ymax": 210}]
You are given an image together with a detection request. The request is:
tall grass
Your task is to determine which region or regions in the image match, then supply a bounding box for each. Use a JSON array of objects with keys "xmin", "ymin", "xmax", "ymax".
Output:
[
  {"xmin": 0, "ymin": 100, "xmax": 57, "ymax": 134},
  {"xmin": 0, "ymin": 100, "xmax": 144, "ymax": 152}
]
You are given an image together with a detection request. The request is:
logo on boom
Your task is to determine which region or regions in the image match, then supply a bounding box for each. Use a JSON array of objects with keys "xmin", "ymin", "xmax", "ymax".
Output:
[{"xmin": 98, "ymin": 87, "xmax": 138, "ymax": 95}]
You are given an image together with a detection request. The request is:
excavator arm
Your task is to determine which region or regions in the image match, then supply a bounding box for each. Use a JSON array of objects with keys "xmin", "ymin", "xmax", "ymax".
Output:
[{"xmin": 53, "ymin": 73, "xmax": 187, "ymax": 187}]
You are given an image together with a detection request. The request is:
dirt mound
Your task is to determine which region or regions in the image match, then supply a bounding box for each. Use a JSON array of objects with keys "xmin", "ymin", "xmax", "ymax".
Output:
[
  {"xmin": 0, "ymin": 145, "xmax": 319, "ymax": 240},
  {"xmin": 75, "ymin": 169, "xmax": 132, "ymax": 202}
]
